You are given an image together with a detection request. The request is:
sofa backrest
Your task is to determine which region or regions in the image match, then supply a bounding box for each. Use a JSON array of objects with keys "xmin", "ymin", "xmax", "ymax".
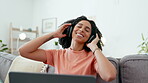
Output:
[{"xmin": 120, "ymin": 54, "xmax": 148, "ymax": 83}]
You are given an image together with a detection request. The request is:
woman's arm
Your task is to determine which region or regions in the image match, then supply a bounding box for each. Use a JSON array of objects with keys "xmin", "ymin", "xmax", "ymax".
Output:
[
  {"xmin": 93, "ymin": 47, "xmax": 116, "ymax": 82},
  {"xmin": 87, "ymin": 34, "xmax": 116, "ymax": 82},
  {"xmin": 19, "ymin": 23, "xmax": 71, "ymax": 62}
]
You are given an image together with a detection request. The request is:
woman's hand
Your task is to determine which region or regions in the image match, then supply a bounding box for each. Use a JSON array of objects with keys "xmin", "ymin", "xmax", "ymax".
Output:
[
  {"xmin": 86, "ymin": 34, "xmax": 100, "ymax": 52},
  {"xmin": 53, "ymin": 23, "xmax": 71, "ymax": 38}
]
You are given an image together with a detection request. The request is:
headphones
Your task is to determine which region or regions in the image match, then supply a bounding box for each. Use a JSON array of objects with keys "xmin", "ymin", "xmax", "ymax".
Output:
[{"xmin": 60, "ymin": 16, "xmax": 103, "ymax": 50}]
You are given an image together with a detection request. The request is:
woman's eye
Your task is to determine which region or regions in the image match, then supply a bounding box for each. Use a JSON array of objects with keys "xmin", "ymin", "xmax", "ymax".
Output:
[
  {"xmin": 85, "ymin": 28, "xmax": 90, "ymax": 32},
  {"xmin": 77, "ymin": 26, "xmax": 81, "ymax": 28},
  {"xmin": 85, "ymin": 29, "xmax": 89, "ymax": 32}
]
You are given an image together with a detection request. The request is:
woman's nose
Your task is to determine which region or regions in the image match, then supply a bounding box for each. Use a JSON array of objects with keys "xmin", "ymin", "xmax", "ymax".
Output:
[{"xmin": 79, "ymin": 28, "xmax": 84, "ymax": 32}]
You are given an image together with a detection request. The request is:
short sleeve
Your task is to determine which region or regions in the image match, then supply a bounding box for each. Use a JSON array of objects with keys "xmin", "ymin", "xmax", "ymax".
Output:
[{"xmin": 44, "ymin": 49, "xmax": 56, "ymax": 67}]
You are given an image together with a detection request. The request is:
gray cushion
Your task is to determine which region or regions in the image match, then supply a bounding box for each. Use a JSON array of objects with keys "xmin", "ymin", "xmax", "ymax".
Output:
[
  {"xmin": 0, "ymin": 52, "xmax": 16, "ymax": 82},
  {"xmin": 120, "ymin": 54, "xmax": 148, "ymax": 83},
  {"xmin": 96, "ymin": 57, "xmax": 119, "ymax": 83}
]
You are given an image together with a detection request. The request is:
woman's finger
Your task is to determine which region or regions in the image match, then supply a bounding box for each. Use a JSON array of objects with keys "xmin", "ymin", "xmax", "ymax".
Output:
[
  {"xmin": 60, "ymin": 23, "xmax": 71, "ymax": 31},
  {"xmin": 92, "ymin": 34, "xmax": 99, "ymax": 43}
]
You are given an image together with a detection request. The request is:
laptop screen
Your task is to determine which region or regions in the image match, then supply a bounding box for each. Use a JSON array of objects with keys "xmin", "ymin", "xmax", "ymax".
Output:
[{"xmin": 9, "ymin": 72, "xmax": 96, "ymax": 83}]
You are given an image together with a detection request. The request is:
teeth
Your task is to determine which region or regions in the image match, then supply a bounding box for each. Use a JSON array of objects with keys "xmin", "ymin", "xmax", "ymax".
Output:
[{"xmin": 77, "ymin": 34, "xmax": 83, "ymax": 37}]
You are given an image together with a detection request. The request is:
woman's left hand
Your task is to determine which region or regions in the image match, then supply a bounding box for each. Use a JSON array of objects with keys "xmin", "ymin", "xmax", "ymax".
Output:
[{"xmin": 86, "ymin": 34, "xmax": 100, "ymax": 51}]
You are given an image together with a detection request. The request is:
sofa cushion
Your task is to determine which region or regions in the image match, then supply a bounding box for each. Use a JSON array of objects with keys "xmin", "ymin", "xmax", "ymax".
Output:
[
  {"xmin": 96, "ymin": 57, "xmax": 119, "ymax": 83},
  {"xmin": 4, "ymin": 56, "xmax": 44, "ymax": 83},
  {"xmin": 0, "ymin": 52, "xmax": 16, "ymax": 82},
  {"xmin": 120, "ymin": 54, "xmax": 148, "ymax": 83}
]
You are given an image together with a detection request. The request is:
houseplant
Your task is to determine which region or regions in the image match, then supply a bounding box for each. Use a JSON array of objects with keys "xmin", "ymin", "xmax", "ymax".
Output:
[
  {"xmin": 0, "ymin": 40, "xmax": 9, "ymax": 52},
  {"xmin": 54, "ymin": 41, "xmax": 59, "ymax": 49},
  {"xmin": 55, "ymin": 41, "xmax": 58, "ymax": 46},
  {"xmin": 138, "ymin": 33, "xmax": 148, "ymax": 54}
]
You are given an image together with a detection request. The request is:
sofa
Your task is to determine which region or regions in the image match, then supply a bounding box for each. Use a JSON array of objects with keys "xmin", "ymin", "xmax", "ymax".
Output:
[
  {"xmin": 0, "ymin": 52, "xmax": 148, "ymax": 83},
  {"xmin": 0, "ymin": 52, "xmax": 16, "ymax": 83}
]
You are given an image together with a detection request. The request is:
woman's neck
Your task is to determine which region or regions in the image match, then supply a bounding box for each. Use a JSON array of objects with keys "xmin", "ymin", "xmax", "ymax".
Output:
[{"xmin": 70, "ymin": 40, "xmax": 84, "ymax": 51}]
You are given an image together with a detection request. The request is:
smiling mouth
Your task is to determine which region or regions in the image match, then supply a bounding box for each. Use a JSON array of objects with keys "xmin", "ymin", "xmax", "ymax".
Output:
[{"xmin": 76, "ymin": 33, "xmax": 84, "ymax": 38}]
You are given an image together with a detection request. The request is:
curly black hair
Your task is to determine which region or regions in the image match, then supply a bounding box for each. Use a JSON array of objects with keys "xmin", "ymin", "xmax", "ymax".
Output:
[{"xmin": 59, "ymin": 16, "xmax": 103, "ymax": 52}]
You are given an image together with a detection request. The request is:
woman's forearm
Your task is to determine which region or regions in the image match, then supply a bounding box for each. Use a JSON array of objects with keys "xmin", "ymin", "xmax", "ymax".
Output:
[
  {"xmin": 94, "ymin": 49, "xmax": 117, "ymax": 82},
  {"xmin": 19, "ymin": 32, "xmax": 55, "ymax": 54}
]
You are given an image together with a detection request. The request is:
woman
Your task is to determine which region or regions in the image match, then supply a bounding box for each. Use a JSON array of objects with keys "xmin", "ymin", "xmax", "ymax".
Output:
[{"xmin": 19, "ymin": 16, "xmax": 116, "ymax": 82}]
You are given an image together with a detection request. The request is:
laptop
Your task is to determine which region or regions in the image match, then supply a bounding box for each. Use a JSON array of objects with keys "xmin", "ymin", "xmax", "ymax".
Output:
[{"xmin": 9, "ymin": 72, "xmax": 96, "ymax": 83}]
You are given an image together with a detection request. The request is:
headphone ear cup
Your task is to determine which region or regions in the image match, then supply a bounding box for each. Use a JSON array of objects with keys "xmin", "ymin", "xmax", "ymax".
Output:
[
  {"xmin": 87, "ymin": 34, "xmax": 96, "ymax": 43},
  {"xmin": 66, "ymin": 26, "xmax": 73, "ymax": 37},
  {"xmin": 69, "ymin": 26, "xmax": 73, "ymax": 37}
]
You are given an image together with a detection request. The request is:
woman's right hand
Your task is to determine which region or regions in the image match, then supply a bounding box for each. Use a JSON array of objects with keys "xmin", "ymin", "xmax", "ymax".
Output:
[{"xmin": 53, "ymin": 23, "xmax": 71, "ymax": 38}]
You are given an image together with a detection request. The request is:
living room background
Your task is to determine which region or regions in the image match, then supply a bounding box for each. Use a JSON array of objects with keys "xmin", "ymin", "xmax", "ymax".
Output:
[{"xmin": 0, "ymin": 0, "xmax": 148, "ymax": 58}]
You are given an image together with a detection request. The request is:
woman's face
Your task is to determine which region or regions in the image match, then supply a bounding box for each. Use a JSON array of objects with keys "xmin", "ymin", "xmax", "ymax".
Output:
[{"xmin": 72, "ymin": 20, "xmax": 92, "ymax": 43}]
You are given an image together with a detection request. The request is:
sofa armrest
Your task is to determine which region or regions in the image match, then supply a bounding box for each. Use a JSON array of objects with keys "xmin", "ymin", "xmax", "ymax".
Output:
[
  {"xmin": 120, "ymin": 54, "xmax": 148, "ymax": 83},
  {"xmin": 0, "ymin": 52, "xmax": 16, "ymax": 82}
]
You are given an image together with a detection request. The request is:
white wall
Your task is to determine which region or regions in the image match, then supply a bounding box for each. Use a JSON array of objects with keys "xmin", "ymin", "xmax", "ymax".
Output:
[
  {"xmin": 0, "ymin": 0, "xmax": 33, "ymax": 46},
  {"xmin": 32, "ymin": 0, "xmax": 98, "ymax": 27},
  {"xmin": 96, "ymin": 0, "xmax": 148, "ymax": 57}
]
